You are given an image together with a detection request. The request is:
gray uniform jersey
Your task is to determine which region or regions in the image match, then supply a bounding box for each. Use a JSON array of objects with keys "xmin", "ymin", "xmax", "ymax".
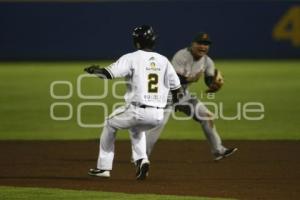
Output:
[
  {"xmin": 172, "ymin": 47, "xmax": 215, "ymax": 91},
  {"xmin": 165, "ymin": 48, "xmax": 215, "ymax": 105}
]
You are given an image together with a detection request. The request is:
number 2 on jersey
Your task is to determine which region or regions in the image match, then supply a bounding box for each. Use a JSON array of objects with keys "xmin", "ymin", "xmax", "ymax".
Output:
[{"xmin": 148, "ymin": 73, "xmax": 158, "ymax": 93}]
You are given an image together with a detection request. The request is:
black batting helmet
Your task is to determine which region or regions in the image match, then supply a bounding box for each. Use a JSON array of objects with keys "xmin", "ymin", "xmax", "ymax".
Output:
[{"xmin": 132, "ymin": 25, "xmax": 157, "ymax": 50}]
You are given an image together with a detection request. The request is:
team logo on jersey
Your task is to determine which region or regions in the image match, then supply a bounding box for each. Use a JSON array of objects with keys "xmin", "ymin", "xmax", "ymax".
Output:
[
  {"xmin": 146, "ymin": 61, "xmax": 160, "ymax": 71},
  {"xmin": 150, "ymin": 62, "xmax": 156, "ymax": 69},
  {"xmin": 146, "ymin": 57, "xmax": 160, "ymax": 71}
]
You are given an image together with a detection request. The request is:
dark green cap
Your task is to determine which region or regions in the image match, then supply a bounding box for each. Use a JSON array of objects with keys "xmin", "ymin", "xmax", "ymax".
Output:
[{"xmin": 193, "ymin": 32, "xmax": 212, "ymax": 45}]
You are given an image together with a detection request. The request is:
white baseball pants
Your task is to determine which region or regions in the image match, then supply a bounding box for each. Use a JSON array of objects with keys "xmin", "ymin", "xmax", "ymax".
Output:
[{"xmin": 97, "ymin": 104, "xmax": 164, "ymax": 170}]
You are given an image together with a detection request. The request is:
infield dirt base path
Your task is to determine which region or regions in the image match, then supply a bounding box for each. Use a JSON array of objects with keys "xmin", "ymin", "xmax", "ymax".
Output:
[{"xmin": 0, "ymin": 140, "xmax": 300, "ymax": 200}]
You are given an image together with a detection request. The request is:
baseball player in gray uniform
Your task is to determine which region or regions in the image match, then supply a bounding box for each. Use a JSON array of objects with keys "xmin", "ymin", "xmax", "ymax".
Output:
[
  {"xmin": 144, "ymin": 32, "xmax": 237, "ymax": 161},
  {"xmin": 84, "ymin": 25, "xmax": 181, "ymax": 180}
]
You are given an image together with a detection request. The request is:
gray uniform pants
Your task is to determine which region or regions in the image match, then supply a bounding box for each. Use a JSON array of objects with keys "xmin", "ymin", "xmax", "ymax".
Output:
[{"xmin": 145, "ymin": 94, "xmax": 226, "ymax": 156}]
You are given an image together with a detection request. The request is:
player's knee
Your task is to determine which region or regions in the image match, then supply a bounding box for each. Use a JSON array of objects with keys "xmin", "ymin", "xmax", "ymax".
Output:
[
  {"xmin": 105, "ymin": 119, "xmax": 117, "ymax": 132},
  {"xmin": 195, "ymin": 112, "xmax": 213, "ymax": 121}
]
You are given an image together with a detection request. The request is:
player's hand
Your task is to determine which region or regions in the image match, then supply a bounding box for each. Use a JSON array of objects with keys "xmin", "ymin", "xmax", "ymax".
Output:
[
  {"xmin": 206, "ymin": 82, "xmax": 221, "ymax": 93},
  {"xmin": 84, "ymin": 65, "xmax": 100, "ymax": 74},
  {"xmin": 205, "ymin": 69, "xmax": 224, "ymax": 93}
]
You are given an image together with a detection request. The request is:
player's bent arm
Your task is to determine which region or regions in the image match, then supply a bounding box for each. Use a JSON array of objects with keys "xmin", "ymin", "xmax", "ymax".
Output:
[
  {"xmin": 204, "ymin": 74, "xmax": 214, "ymax": 87},
  {"xmin": 177, "ymin": 73, "xmax": 189, "ymax": 84},
  {"xmin": 84, "ymin": 65, "xmax": 113, "ymax": 79},
  {"xmin": 170, "ymin": 87, "xmax": 183, "ymax": 104}
]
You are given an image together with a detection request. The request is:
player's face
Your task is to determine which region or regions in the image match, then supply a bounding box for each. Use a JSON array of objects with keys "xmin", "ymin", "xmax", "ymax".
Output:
[{"xmin": 191, "ymin": 42, "xmax": 210, "ymax": 60}]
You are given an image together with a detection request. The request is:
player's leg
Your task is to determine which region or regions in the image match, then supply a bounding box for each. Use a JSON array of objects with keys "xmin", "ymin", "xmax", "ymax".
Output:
[
  {"xmin": 145, "ymin": 107, "xmax": 172, "ymax": 157},
  {"xmin": 130, "ymin": 105, "xmax": 169, "ymax": 159},
  {"xmin": 90, "ymin": 105, "xmax": 164, "ymax": 179},
  {"xmin": 89, "ymin": 105, "xmax": 136, "ymax": 177},
  {"xmin": 129, "ymin": 128, "xmax": 150, "ymax": 180},
  {"xmin": 176, "ymin": 98, "xmax": 236, "ymax": 160},
  {"xmin": 129, "ymin": 106, "xmax": 164, "ymax": 180},
  {"xmin": 96, "ymin": 123, "xmax": 117, "ymax": 170},
  {"xmin": 193, "ymin": 99, "xmax": 237, "ymax": 160},
  {"xmin": 130, "ymin": 106, "xmax": 165, "ymax": 159},
  {"xmin": 194, "ymin": 100, "xmax": 226, "ymax": 154},
  {"xmin": 129, "ymin": 128, "xmax": 148, "ymax": 162}
]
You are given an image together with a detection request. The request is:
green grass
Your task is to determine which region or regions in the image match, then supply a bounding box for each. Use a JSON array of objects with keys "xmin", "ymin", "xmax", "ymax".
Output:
[
  {"xmin": 0, "ymin": 186, "xmax": 231, "ymax": 200},
  {"xmin": 0, "ymin": 60, "xmax": 300, "ymax": 140}
]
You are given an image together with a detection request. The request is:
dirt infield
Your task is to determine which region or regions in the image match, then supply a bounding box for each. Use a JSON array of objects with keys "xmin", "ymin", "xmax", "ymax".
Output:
[{"xmin": 0, "ymin": 140, "xmax": 299, "ymax": 199}]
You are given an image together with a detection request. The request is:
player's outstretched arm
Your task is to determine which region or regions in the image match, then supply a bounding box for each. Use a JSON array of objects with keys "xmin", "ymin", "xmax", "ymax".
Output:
[{"xmin": 84, "ymin": 65, "xmax": 113, "ymax": 79}]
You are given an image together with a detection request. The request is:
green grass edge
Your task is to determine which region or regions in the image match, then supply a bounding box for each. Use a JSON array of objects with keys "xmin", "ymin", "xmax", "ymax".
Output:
[{"xmin": 0, "ymin": 186, "xmax": 234, "ymax": 200}]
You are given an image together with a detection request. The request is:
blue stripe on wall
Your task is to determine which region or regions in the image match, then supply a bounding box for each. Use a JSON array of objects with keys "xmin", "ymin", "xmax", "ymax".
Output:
[{"xmin": 0, "ymin": 1, "xmax": 299, "ymax": 60}]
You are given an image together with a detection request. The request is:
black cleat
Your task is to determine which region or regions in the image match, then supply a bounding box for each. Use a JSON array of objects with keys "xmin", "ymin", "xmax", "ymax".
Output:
[
  {"xmin": 88, "ymin": 168, "xmax": 110, "ymax": 178},
  {"xmin": 214, "ymin": 148, "xmax": 238, "ymax": 161},
  {"xmin": 135, "ymin": 159, "xmax": 150, "ymax": 180}
]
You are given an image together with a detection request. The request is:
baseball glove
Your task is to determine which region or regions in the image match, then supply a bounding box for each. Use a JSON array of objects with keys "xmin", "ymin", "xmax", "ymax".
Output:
[
  {"xmin": 84, "ymin": 65, "xmax": 100, "ymax": 74},
  {"xmin": 206, "ymin": 69, "xmax": 224, "ymax": 93}
]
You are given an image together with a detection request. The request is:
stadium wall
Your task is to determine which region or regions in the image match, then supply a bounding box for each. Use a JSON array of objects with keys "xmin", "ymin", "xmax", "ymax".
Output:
[{"xmin": 0, "ymin": 1, "xmax": 299, "ymax": 60}]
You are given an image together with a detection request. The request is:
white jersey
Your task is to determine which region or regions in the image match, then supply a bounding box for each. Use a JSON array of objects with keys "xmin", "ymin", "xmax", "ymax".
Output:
[{"xmin": 105, "ymin": 50, "xmax": 181, "ymax": 108}]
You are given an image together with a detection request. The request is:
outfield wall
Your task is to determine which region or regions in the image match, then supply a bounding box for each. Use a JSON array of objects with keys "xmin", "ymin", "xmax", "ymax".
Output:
[{"xmin": 0, "ymin": 1, "xmax": 299, "ymax": 60}]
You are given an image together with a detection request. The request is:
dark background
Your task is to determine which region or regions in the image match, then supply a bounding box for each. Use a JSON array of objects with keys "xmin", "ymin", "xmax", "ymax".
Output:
[{"xmin": 0, "ymin": 1, "xmax": 299, "ymax": 60}]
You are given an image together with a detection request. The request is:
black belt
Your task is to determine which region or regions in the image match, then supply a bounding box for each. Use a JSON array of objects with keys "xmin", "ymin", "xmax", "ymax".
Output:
[
  {"xmin": 131, "ymin": 102, "xmax": 164, "ymax": 109},
  {"xmin": 139, "ymin": 105, "xmax": 163, "ymax": 109}
]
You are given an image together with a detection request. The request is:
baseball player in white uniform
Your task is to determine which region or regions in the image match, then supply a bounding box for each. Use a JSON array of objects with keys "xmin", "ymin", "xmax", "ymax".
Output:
[
  {"xmin": 85, "ymin": 25, "xmax": 181, "ymax": 180},
  {"xmin": 144, "ymin": 33, "xmax": 237, "ymax": 161}
]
